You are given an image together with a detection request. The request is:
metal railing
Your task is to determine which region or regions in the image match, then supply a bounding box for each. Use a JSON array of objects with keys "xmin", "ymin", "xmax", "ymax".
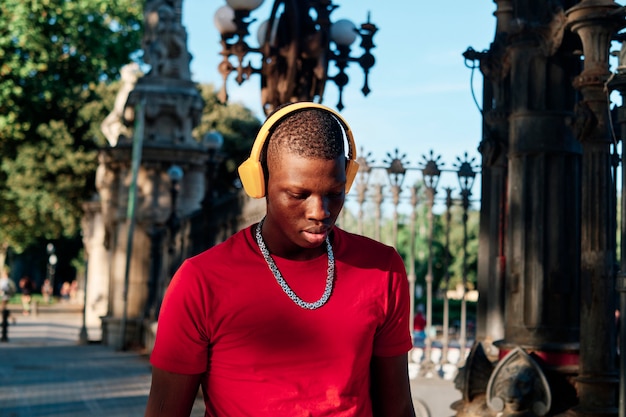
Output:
[{"xmin": 339, "ymin": 147, "xmax": 480, "ymax": 379}]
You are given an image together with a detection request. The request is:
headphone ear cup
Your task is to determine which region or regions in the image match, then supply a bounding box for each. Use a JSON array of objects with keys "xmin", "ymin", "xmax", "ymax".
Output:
[
  {"xmin": 345, "ymin": 159, "xmax": 359, "ymax": 194},
  {"xmin": 238, "ymin": 158, "xmax": 266, "ymax": 198}
]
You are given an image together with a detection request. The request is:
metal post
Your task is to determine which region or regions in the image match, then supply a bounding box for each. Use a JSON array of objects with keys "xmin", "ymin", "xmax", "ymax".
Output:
[
  {"xmin": 440, "ymin": 187, "xmax": 453, "ymax": 367},
  {"xmin": 355, "ymin": 149, "xmax": 371, "ymax": 237},
  {"xmin": 419, "ymin": 150, "xmax": 442, "ymax": 378},
  {"xmin": 459, "ymin": 188, "xmax": 470, "ymax": 364},
  {"xmin": 78, "ymin": 254, "xmax": 89, "ymax": 345},
  {"xmin": 424, "ymin": 188, "xmax": 435, "ymax": 367},
  {"xmin": 607, "ymin": 38, "xmax": 626, "ymax": 417},
  {"xmin": 120, "ymin": 99, "xmax": 145, "ymax": 351},
  {"xmin": 46, "ymin": 243, "xmax": 57, "ymax": 296},
  {"xmin": 373, "ymin": 184, "xmax": 383, "ymax": 242},
  {"xmin": 455, "ymin": 152, "xmax": 477, "ymax": 366},
  {"xmin": 1, "ymin": 303, "xmax": 8, "ymax": 342},
  {"xmin": 384, "ymin": 149, "xmax": 407, "ymax": 249}
]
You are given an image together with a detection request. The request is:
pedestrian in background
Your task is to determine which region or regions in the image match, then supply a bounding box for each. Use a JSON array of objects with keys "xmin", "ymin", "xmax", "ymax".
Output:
[
  {"xmin": 18, "ymin": 276, "xmax": 34, "ymax": 316},
  {"xmin": 0, "ymin": 269, "xmax": 16, "ymax": 342},
  {"xmin": 41, "ymin": 279, "xmax": 53, "ymax": 304},
  {"xmin": 145, "ymin": 102, "xmax": 416, "ymax": 417},
  {"xmin": 60, "ymin": 281, "xmax": 71, "ymax": 302}
]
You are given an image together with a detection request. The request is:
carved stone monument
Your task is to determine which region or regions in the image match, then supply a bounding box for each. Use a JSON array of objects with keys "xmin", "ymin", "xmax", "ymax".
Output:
[{"xmin": 94, "ymin": 0, "xmax": 209, "ymax": 349}]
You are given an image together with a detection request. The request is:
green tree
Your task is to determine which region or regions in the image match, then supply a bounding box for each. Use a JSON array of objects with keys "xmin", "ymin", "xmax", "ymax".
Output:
[
  {"xmin": 193, "ymin": 83, "xmax": 261, "ymax": 194},
  {"xmin": 447, "ymin": 207, "xmax": 480, "ymax": 290},
  {"xmin": 0, "ymin": 0, "xmax": 143, "ymax": 256}
]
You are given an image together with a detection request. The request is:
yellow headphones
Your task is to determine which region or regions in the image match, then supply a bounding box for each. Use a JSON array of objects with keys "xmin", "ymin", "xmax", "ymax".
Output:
[{"xmin": 238, "ymin": 102, "xmax": 359, "ymax": 199}]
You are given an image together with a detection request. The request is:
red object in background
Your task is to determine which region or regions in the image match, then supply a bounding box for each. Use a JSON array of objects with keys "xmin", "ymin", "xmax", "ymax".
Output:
[{"xmin": 413, "ymin": 312, "xmax": 426, "ymax": 332}]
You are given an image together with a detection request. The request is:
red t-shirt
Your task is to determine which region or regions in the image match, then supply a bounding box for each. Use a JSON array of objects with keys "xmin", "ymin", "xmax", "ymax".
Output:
[{"xmin": 151, "ymin": 225, "xmax": 412, "ymax": 417}]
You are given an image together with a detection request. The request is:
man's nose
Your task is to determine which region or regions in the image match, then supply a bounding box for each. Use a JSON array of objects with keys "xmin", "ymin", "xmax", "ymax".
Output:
[{"xmin": 307, "ymin": 195, "xmax": 331, "ymax": 220}]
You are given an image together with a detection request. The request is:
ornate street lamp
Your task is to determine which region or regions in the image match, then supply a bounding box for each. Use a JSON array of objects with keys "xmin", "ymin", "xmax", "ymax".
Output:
[
  {"xmin": 166, "ymin": 164, "xmax": 184, "ymax": 254},
  {"xmin": 46, "ymin": 243, "xmax": 58, "ymax": 295},
  {"xmin": 383, "ymin": 148, "xmax": 408, "ymax": 248},
  {"xmin": 214, "ymin": 0, "xmax": 378, "ymax": 114},
  {"xmin": 439, "ymin": 186, "xmax": 453, "ymax": 369},
  {"xmin": 418, "ymin": 150, "xmax": 442, "ymax": 377},
  {"xmin": 354, "ymin": 147, "xmax": 373, "ymax": 236},
  {"xmin": 454, "ymin": 152, "xmax": 477, "ymax": 365},
  {"xmin": 407, "ymin": 183, "xmax": 420, "ymax": 359}
]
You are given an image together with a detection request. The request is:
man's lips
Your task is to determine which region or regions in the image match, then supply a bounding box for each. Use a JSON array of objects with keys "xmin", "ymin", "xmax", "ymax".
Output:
[
  {"xmin": 303, "ymin": 225, "xmax": 331, "ymax": 235},
  {"xmin": 302, "ymin": 228, "xmax": 330, "ymax": 244}
]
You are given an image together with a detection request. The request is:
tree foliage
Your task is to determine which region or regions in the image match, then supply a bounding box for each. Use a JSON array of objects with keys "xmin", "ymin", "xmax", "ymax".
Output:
[
  {"xmin": 0, "ymin": 0, "xmax": 143, "ymax": 252},
  {"xmin": 193, "ymin": 84, "xmax": 261, "ymax": 194}
]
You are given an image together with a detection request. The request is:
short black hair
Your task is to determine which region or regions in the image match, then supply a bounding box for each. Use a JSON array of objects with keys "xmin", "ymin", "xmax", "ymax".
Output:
[{"xmin": 262, "ymin": 106, "xmax": 346, "ymax": 173}]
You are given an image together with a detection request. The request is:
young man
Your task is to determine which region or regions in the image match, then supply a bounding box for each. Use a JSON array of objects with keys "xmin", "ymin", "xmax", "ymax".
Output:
[{"xmin": 145, "ymin": 102, "xmax": 416, "ymax": 417}]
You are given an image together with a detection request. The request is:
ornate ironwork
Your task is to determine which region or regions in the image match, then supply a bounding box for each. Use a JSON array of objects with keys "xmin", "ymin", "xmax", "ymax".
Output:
[{"xmin": 214, "ymin": 0, "xmax": 378, "ymax": 114}]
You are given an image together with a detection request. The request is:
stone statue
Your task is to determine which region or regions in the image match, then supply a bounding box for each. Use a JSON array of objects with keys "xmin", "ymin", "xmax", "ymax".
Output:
[
  {"xmin": 100, "ymin": 62, "xmax": 141, "ymax": 147},
  {"xmin": 142, "ymin": 0, "xmax": 191, "ymax": 80},
  {"xmin": 486, "ymin": 347, "xmax": 551, "ymax": 417}
]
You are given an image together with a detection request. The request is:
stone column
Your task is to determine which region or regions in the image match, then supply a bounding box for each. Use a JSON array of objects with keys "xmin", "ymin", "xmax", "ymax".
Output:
[
  {"xmin": 608, "ymin": 40, "xmax": 626, "ymax": 417},
  {"xmin": 566, "ymin": 1, "xmax": 624, "ymax": 415},
  {"xmin": 454, "ymin": 4, "xmax": 586, "ymax": 416},
  {"xmin": 501, "ymin": 2, "xmax": 582, "ymax": 357},
  {"xmin": 81, "ymin": 200, "xmax": 110, "ymax": 330},
  {"xmin": 474, "ymin": 0, "xmax": 513, "ymax": 358}
]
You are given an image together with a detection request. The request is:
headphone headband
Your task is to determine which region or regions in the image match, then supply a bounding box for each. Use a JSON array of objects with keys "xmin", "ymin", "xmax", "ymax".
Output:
[{"xmin": 238, "ymin": 102, "xmax": 359, "ymax": 199}]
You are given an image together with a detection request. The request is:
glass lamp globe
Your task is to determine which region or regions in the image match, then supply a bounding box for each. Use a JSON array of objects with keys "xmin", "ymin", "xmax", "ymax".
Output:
[
  {"xmin": 203, "ymin": 131, "xmax": 224, "ymax": 152},
  {"xmin": 167, "ymin": 165, "xmax": 184, "ymax": 182},
  {"xmin": 214, "ymin": 5, "xmax": 237, "ymax": 35},
  {"xmin": 226, "ymin": 0, "xmax": 264, "ymax": 11},
  {"xmin": 256, "ymin": 19, "xmax": 278, "ymax": 46},
  {"xmin": 257, "ymin": 19, "xmax": 269, "ymax": 45},
  {"xmin": 330, "ymin": 19, "xmax": 357, "ymax": 46}
]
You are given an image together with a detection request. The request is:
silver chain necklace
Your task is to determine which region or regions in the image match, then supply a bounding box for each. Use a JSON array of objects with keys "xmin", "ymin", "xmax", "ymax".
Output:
[{"xmin": 255, "ymin": 218, "xmax": 334, "ymax": 310}]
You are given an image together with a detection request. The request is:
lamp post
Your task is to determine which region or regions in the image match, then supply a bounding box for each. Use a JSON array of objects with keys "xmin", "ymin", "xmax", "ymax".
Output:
[
  {"xmin": 203, "ymin": 130, "xmax": 225, "ymax": 203},
  {"xmin": 418, "ymin": 150, "xmax": 442, "ymax": 377},
  {"xmin": 166, "ymin": 165, "xmax": 184, "ymax": 254},
  {"xmin": 354, "ymin": 148, "xmax": 372, "ymax": 236},
  {"xmin": 455, "ymin": 152, "xmax": 477, "ymax": 365},
  {"xmin": 439, "ymin": 187, "xmax": 453, "ymax": 368},
  {"xmin": 407, "ymin": 183, "xmax": 420, "ymax": 357},
  {"xmin": 46, "ymin": 243, "xmax": 57, "ymax": 296},
  {"xmin": 78, "ymin": 235, "xmax": 89, "ymax": 345},
  {"xmin": 214, "ymin": 0, "xmax": 377, "ymax": 114},
  {"xmin": 384, "ymin": 149, "xmax": 408, "ymax": 248}
]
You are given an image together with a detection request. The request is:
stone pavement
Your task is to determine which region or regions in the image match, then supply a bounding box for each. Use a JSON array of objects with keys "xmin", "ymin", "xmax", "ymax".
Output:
[{"xmin": 0, "ymin": 307, "xmax": 460, "ymax": 417}]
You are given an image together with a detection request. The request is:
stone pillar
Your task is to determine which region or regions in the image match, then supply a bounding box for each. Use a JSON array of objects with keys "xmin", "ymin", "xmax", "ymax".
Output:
[
  {"xmin": 81, "ymin": 201, "xmax": 110, "ymax": 331},
  {"xmin": 608, "ymin": 40, "xmax": 626, "ymax": 417},
  {"xmin": 474, "ymin": 0, "xmax": 513, "ymax": 357},
  {"xmin": 499, "ymin": 9, "xmax": 583, "ymax": 409},
  {"xmin": 566, "ymin": 1, "xmax": 624, "ymax": 415},
  {"xmin": 454, "ymin": 4, "xmax": 585, "ymax": 416},
  {"xmin": 502, "ymin": 1, "xmax": 582, "ymax": 356}
]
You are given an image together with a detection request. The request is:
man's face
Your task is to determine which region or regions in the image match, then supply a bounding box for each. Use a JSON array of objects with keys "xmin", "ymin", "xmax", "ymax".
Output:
[{"xmin": 263, "ymin": 152, "xmax": 346, "ymax": 260}]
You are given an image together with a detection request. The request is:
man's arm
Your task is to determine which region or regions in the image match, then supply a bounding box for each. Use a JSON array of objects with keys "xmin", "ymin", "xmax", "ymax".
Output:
[
  {"xmin": 144, "ymin": 367, "xmax": 203, "ymax": 417},
  {"xmin": 370, "ymin": 354, "xmax": 416, "ymax": 417}
]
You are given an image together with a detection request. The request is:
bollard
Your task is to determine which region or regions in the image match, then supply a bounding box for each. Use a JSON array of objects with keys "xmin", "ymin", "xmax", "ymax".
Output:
[{"xmin": 1, "ymin": 308, "xmax": 8, "ymax": 342}]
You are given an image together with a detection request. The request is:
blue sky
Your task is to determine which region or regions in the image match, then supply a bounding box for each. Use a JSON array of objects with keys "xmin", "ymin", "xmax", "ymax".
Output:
[{"xmin": 181, "ymin": 1, "xmax": 499, "ymax": 195}]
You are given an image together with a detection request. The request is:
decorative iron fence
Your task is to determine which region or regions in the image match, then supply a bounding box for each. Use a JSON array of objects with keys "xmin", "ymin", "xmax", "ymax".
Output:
[{"xmin": 338, "ymin": 147, "xmax": 481, "ymax": 379}]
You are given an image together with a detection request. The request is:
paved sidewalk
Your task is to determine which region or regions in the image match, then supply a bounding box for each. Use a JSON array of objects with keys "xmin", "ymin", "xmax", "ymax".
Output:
[{"xmin": 0, "ymin": 308, "xmax": 460, "ymax": 417}]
